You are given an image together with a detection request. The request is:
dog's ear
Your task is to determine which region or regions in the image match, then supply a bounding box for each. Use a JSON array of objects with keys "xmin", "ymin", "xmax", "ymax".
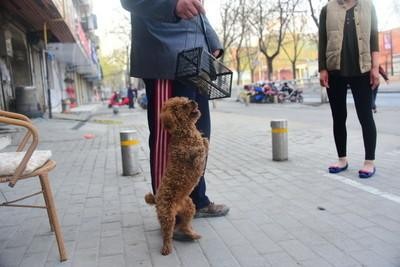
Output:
[{"xmin": 160, "ymin": 111, "xmax": 175, "ymax": 131}]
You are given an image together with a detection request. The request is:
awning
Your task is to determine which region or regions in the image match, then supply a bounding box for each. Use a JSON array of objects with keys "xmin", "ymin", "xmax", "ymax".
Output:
[
  {"xmin": 47, "ymin": 43, "xmax": 87, "ymax": 65},
  {"xmin": 47, "ymin": 43, "xmax": 101, "ymax": 79},
  {"xmin": 0, "ymin": 0, "xmax": 75, "ymax": 42}
]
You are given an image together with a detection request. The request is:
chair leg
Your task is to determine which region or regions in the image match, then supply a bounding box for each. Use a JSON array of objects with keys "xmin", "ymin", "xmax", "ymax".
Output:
[
  {"xmin": 40, "ymin": 177, "xmax": 54, "ymax": 232},
  {"xmin": 39, "ymin": 173, "xmax": 68, "ymax": 262}
]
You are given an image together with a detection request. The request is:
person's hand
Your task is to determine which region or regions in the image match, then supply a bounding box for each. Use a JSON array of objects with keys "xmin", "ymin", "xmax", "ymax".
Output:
[
  {"xmin": 370, "ymin": 67, "xmax": 380, "ymax": 89},
  {"xmin": 319, "ymin": 70, "xmax": 329, "ymax": 88},
  {"xmin": 175, "ymin": 0, "xmax": 205, "ymax": 20},
  {"xmin": 212, "ymin": 49, "xmax": 221, "ymax": 58}
]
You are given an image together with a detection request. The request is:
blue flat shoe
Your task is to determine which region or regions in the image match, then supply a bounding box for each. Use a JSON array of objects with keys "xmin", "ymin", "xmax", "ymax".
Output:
[
  {"xmin": 359, "ymin": 167, "xmax": 376, "ymax": 179},
  {"xmin": 328, "ymin": 163, "xmax": 348, "ymax": 174}
]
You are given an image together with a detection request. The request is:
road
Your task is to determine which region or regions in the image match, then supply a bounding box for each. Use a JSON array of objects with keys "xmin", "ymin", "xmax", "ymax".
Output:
[
  {"xmin": 217, "ymin": 92, "xmax": 400, "ymax": 137},
  {"xmin": 304, "ymin": 92, "xmax": 400, "ymax": 108}
]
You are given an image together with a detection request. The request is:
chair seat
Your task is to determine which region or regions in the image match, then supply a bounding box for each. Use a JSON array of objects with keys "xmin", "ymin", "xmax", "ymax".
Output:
[
  {"xmin": 0, "ymin": 159, "xmax": 56, "ymax": 183},
  {"xmin": 0, "ymin": 150, "xmax": 52, "ymax": 176}
]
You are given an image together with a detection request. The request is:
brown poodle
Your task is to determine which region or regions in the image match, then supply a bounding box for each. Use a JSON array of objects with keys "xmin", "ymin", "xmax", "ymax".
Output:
[{"xmin": 145, "ymin": 97, "xmax": 208, "ymax": 255}]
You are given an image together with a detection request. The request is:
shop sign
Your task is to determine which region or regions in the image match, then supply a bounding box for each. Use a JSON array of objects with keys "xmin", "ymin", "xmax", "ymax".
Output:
[
  {"xmin": 76, "ymin": 22, "xmax": 90, "ymax": 57},
  {"xmin": 384, "ymin": 32, "xmax": 392, "ymax": 50}
]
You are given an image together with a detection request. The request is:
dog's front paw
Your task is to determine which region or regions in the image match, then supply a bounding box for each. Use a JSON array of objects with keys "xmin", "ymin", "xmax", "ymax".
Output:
[{"xmin": 161, "ymin": 244, "xmax": 173, "ymax": 255}]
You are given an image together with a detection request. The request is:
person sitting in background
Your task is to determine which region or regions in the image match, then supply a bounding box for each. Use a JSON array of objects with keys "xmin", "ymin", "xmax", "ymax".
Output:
[
  {"xmin": 253, "ymin": 86, "xmax": 266, "ymax": 103},
  {"xmin": 238, "ymin": 85, "xmax": 252, "ymax": 105},
  {"xmin": 280, "ymin": 82, "xmax": 293, "ymax": 95}
]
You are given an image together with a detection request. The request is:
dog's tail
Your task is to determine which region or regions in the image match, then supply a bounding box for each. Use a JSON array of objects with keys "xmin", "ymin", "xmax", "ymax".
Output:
[{"xmin": 144, "ymin": 193, "xmax": 156, "ymax": 205}]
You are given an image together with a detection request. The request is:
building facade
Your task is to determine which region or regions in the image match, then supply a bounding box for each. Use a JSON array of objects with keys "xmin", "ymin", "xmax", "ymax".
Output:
[
  {"xmin": 0, "ymin": 0, "xmax": 101, "ymax": 115},
  {"xmin": 379, "ymin": 27, "xmax": 400, "ymax": 77}
]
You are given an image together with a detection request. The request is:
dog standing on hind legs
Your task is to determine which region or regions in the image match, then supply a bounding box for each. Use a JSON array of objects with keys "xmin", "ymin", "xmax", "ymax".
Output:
[{"xmin": 145, "ymin": 97, "xmax": 208, "ymax": 255}]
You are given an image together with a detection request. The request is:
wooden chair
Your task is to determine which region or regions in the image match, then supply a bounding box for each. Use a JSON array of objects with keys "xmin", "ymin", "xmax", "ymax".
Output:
[{"xmin": 0, "ymin": 110, "xmax": 67, "ymax": 262}]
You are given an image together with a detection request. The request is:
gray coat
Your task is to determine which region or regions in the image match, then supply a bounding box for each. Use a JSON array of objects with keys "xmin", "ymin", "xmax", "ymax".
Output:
[{"xmin": 120, "ymin": 0, "xmax": 223, "ymax": 80}]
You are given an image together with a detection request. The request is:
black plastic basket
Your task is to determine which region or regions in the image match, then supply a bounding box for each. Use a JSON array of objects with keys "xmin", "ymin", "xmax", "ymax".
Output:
[
  {"xmin": 175, "ymin": 15, "xmax": 233, "ymax": 100},
  {"xmin": 176, "ymin": 47, "xmax": 232, "ymax": 100}
]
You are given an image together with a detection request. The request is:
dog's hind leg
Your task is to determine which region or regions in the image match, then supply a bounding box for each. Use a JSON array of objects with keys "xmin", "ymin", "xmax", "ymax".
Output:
[
  {"xmin": 158, "ymin": 210, "xmax": 176, "ymax": 255},
  {"xmin": 177, "ymin": 197, "xmax": 201, "ymax": 240}
]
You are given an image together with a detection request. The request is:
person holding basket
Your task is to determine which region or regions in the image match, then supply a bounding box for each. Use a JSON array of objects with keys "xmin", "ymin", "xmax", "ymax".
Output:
[{"xmin": 120, "ymin": 0, "xmax": 230, "ymax": 230}]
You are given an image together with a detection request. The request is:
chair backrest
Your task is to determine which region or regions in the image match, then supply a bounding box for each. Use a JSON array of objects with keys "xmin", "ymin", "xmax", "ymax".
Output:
[
  {"xmin": 0, "ymin": 110, "xmax": 39, "ymax": 187},
  {"xmin": 0, "ymin": 136, "xmax": 11, "ymax": 150}
]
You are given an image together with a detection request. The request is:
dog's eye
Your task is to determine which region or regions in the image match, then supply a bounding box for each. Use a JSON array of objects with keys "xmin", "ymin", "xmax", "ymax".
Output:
[{"xmin": 181, "ymin": 103, "xmax": 191, "ymax": 109}]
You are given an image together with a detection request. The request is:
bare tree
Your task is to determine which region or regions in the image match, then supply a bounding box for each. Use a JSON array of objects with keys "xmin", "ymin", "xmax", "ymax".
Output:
[
  {"xmin": 234, "ymin": 0, "xmax": 252, "ymax": 85},
  {"xmin": 108, "ymin": 11, "xmax": 131, "ymax": 44},
  {"xmin": 100, "ymin": 10, "xmax": 131, "ymax": 89},
  {"xmin": 251, "ymin": 0, "xmax": 297, "ymax": 80},
  {"xmin": 219, "ymin": 0, "xmax": 242, "ymax": 63},
  {"xmin": 106, "ymin": 10, "xmax": 131, "ymax": 86},
  {"xmin": 307, "ymin": 0, "xmax": 319, "ymax": 28},
  {"xmin": 100, "ymin": 49, "xmax": 129, "ymax": 90},
  {"xmin": 244, "ymin": 34, "xmax": 259, "ymax": 83},
  {"xmin": 281, "ymin": 11, "xmax": 308, "ymax": 79},
  {"xmin": 306, "ymin": 0, "xmax": 328, "ymax": 29}
]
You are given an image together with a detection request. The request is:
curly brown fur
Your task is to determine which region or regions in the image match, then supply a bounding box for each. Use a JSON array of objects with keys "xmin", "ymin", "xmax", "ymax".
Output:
[{"xmin": 145, "ymin": 97, "xmax": 208, "ymax": 255}]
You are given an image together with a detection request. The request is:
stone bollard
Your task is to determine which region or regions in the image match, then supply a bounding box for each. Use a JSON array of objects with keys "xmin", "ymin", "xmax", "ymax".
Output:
[
  {"xmin": 270, "ymin": 119, "xmax": 288, "ymax": 161},
  {"xmin": 120, "ymin": 130, "xmax": 140, "ymax": 176}
]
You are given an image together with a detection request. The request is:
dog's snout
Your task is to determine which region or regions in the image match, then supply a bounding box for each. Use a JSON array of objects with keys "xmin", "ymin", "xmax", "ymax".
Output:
[{"xmin": 189, "ymin": 100, "xmax": 196, "ymax": 105}]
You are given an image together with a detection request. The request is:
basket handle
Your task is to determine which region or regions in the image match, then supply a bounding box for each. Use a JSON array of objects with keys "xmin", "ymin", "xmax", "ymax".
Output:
[{"xmin": 199, "ymin": 15, "xmax": 212, "ymax": 54}]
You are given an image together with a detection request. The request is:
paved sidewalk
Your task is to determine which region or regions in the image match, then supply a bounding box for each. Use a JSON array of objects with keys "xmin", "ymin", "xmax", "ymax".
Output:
[
  {"xmin": 0, "ymin": 101, "xmax": 399, "ymax": 267},
  {"xmin": 52, "ymin": 103, "xmax": 103, "ymax": 122}
]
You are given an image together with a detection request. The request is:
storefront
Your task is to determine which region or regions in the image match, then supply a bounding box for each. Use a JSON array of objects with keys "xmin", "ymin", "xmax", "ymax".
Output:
[{"xmin": 0, "ymin": 14, "xmax": 35, "ymax": 111}]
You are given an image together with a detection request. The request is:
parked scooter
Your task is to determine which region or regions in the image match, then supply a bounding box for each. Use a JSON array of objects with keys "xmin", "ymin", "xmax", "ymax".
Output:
[
  {"xmin": 278, "ymin": 83, "xmax": 303, "ymax": 103},
  {"xmin": 108, "ymin": 91, "xmax": 129, "ymax": 108},
  {"xmin": 288, "ymin": 89, "xmax": 303, "ymax": 103}
]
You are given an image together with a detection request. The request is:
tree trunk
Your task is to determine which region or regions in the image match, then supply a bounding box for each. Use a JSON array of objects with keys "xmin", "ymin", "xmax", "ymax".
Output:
[
  {"xmin": 267, "ymin": 57, "xmax": 273, "ymax": 81},
  {"xmin": 236, "ymin": 71, "xmax": 242, "ymax": 86},
  {"xmin": 307, "ymin": 0, "xmax": 319, "ymax": 28},
  {"xmin": 292, "ymin": 61, "xmax": 297, "ymax": 80},
  {"xmin": 250, "ymin": 69, "xmax": 255, "ymax": 83},
  {"xmin": 236, "ymin": 57, "xmax": 242, "ymax": 85}
]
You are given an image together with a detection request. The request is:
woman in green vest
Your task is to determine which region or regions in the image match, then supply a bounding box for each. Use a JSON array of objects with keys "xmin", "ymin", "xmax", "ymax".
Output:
[{"xmin": 318, "ymin": 0, "xmax": 379, "ymax": 178}]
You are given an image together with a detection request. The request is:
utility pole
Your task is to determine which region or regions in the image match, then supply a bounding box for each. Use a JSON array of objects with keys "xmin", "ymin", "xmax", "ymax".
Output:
[
  {"xmin": 390, "ymin": 30, "xmax": 394, "ymax": 76},
  {"xmin": 126, "ymin": 45, "xmax": 130, "ymax": 87},
  {"xmin": 44, "ymin": 22, "xmax": 52, "ymax": 119}
]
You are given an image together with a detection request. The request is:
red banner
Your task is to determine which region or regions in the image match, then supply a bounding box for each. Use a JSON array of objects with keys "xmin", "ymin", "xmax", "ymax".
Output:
[
  {"xmin": 76, "ymin": 22, "xmax": 91, "ymax": 57},
  {"xmin": 384, "ymin": 32, "xmax": 392, "ymax": 50}
]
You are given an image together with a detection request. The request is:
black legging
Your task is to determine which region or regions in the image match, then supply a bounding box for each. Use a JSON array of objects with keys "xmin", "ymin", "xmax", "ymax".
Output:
[
  {"xmin": 327, "ymin": 74, "xmax": 376, "ymax": 160},
  {"xmin": 371, "ymin": 86, "xmax": 378, "ymax": 110}
]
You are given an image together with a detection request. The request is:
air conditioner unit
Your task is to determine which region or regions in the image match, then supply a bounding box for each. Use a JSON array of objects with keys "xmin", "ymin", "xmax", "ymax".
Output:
[
  {"xmin": 0, "ymin": 30, "xmax": 13, "ymax": 57},
  {"xmin": 81, "ymin": 14, "xmax": 98, "ymax": 31}
]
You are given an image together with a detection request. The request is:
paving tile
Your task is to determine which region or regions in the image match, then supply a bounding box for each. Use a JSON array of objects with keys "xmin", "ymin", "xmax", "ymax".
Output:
[
  {"xmin": 350, "ymin": 249, "xmax": 397, "ymax": 267},
  {"xmin": 98, "ymin": 254, "xmax": 125, "ymax": 267},
  {"xmin": 278, "ymin": 239, "xmax": 318, "ymax": 261},
  {"xmin": 311, "ymin": 243, "xmax": 360, "ymax": 267},
  {"xmin": 263, "ymin": 252, "xmax": 300, "ymax": 267}
]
